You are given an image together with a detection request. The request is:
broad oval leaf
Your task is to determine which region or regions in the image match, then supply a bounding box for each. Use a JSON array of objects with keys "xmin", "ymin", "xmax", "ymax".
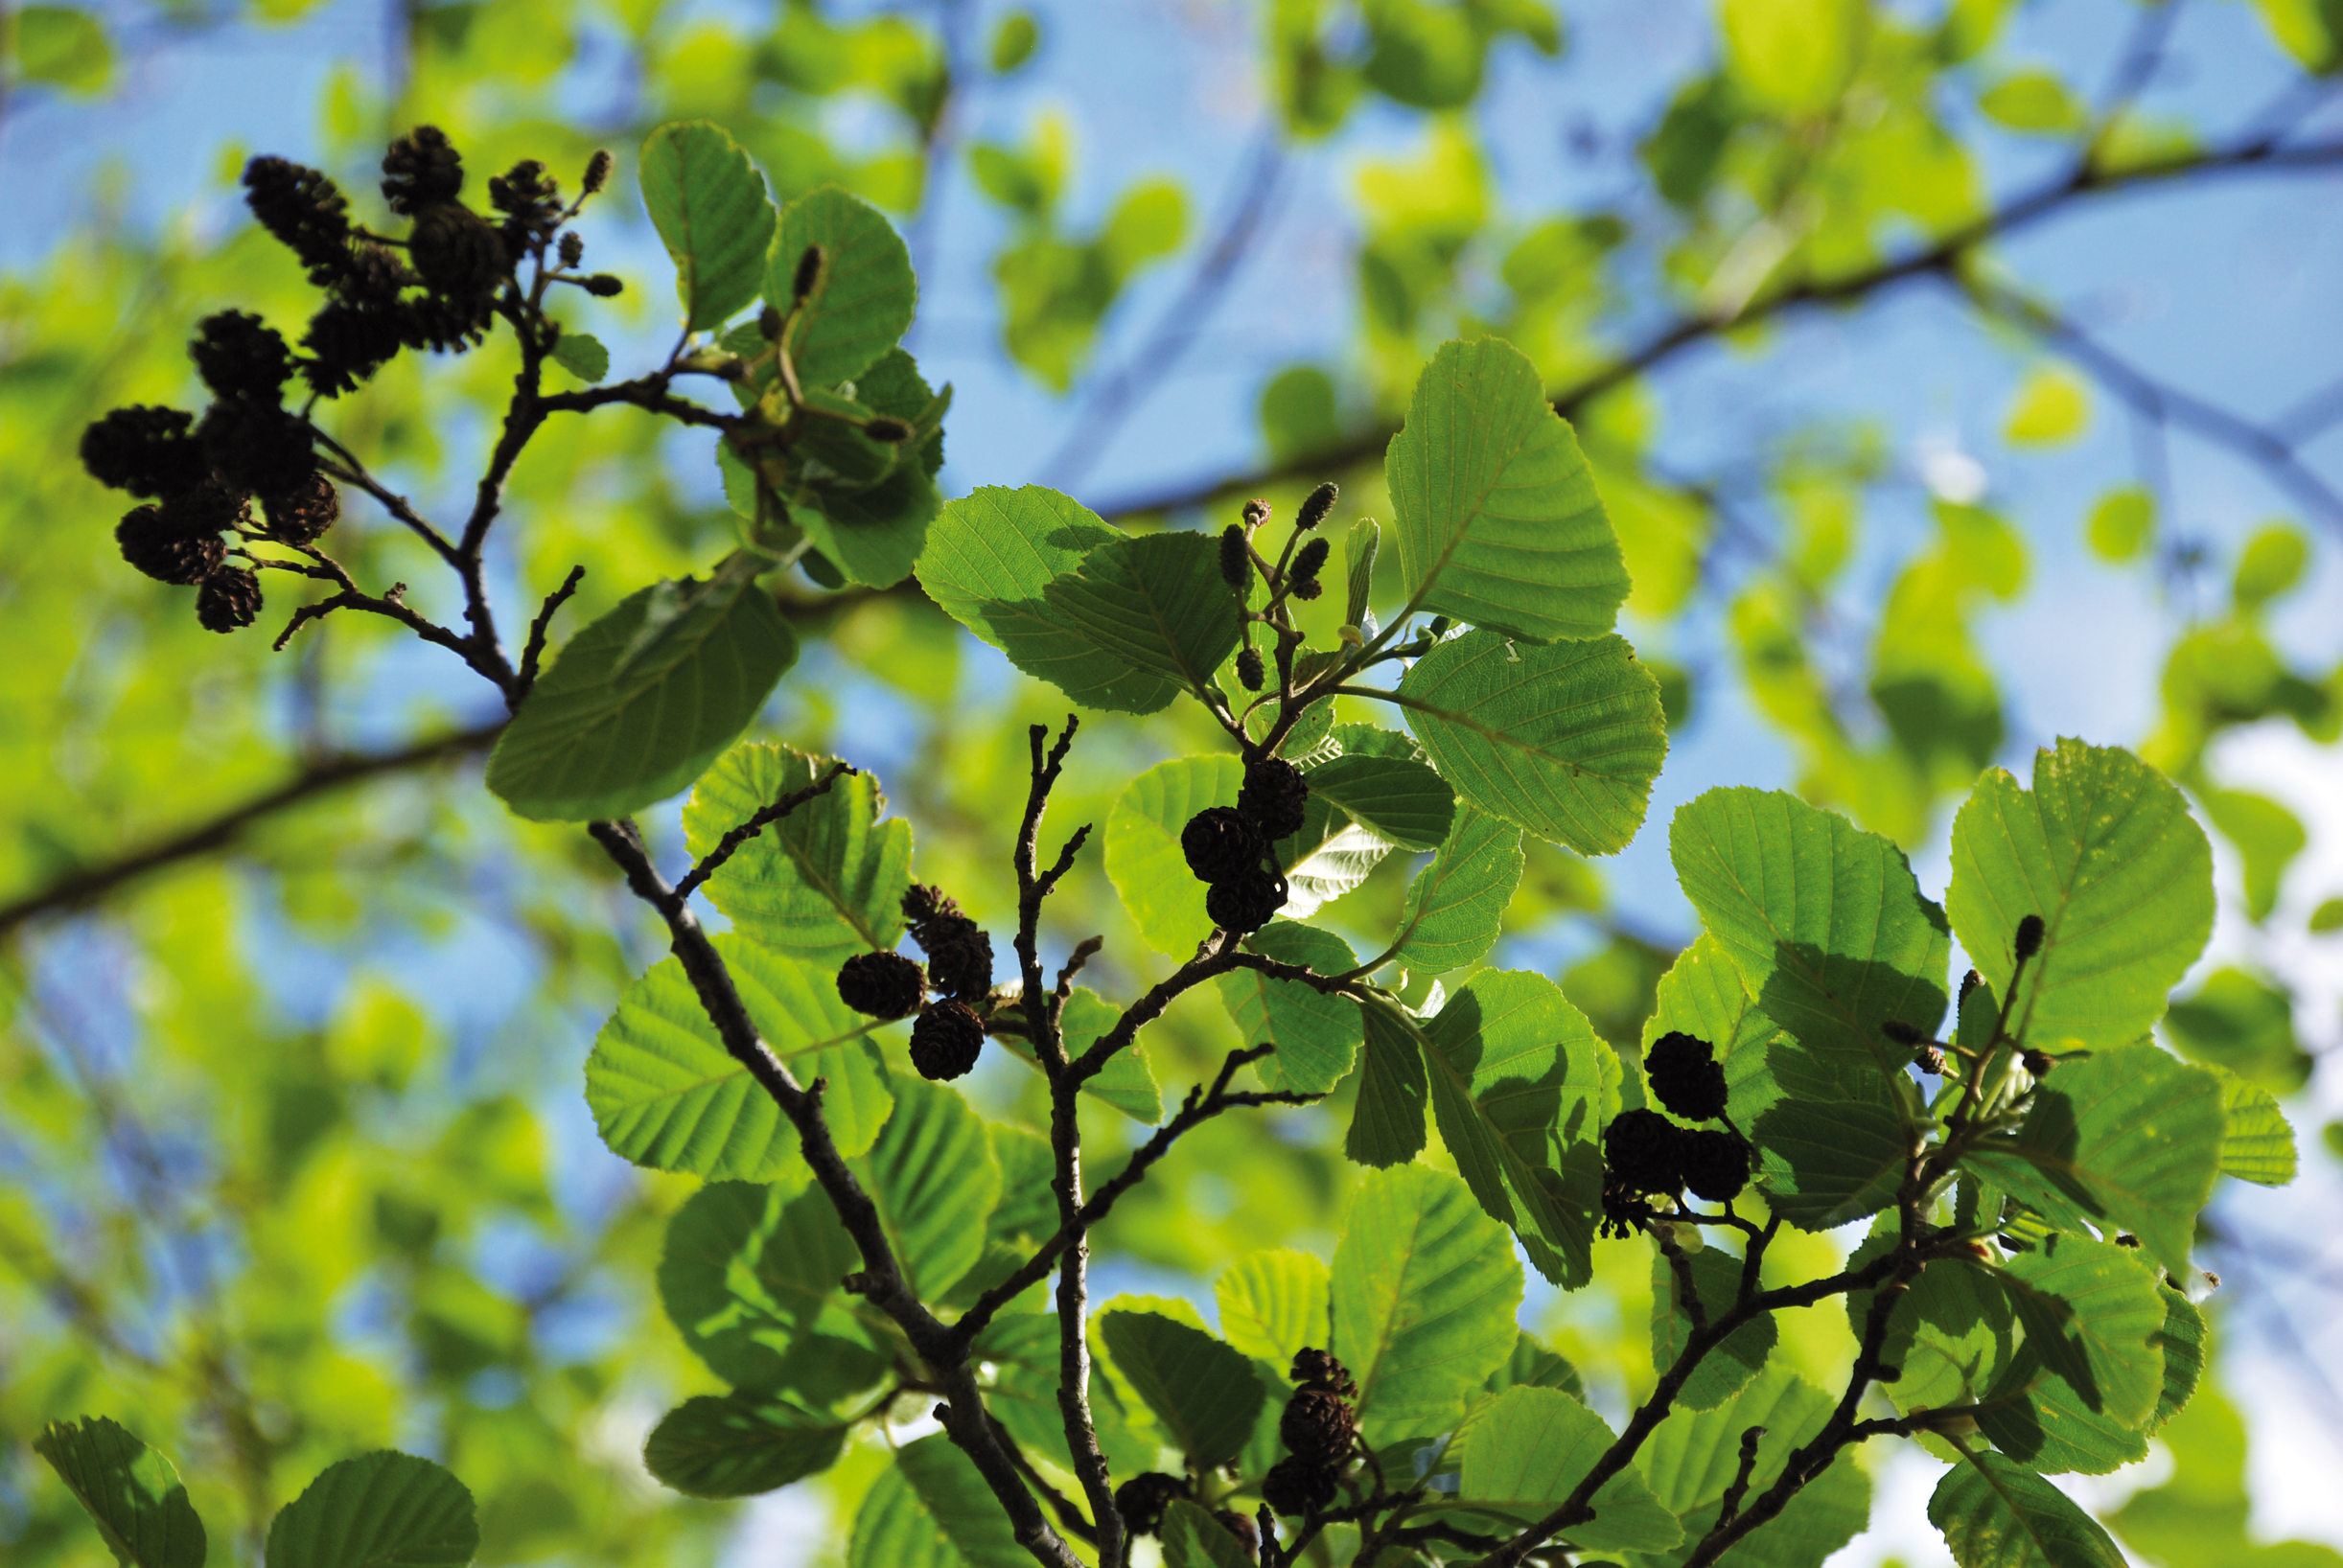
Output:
[
  {"xmin": 488, "ymin": 569, "xmax": 800, "ymax": 822},
  {"xmin": 1332, "ymin": 1165, "xmax": 1522, "ymax": 1442},
  {"xmin": 1847, "ymin": 1243, "xmax": 2018, "ymax": 1418},
  {"xmin": 1304, "ymin": 752, "xmax": 1454, "ymax": 849},
  {"xmin": 1041, "ymin": 531, "xmax": 1244, "ymax": 695},
  {"xmin": 1104, "ymin": 754, "xmax": 1242, "ymax": 955},
  {"xmin": 1386, "ymin": 336, "xmax": 1631, "ymax": 642},
  {"xmin": 683, "ymin": 743, "xmax": 912, "ymax": 967},
  {"xmin": 771, "ymin": 186, "xmax": 916, "ymax": 387},
  {"xmin": 1394, "ymin": 630, "xmax": 1667, "ymax": 855},
  {"xmin": 1947, "ymin": 739, "xmax": 2213, "ymax": 1055},
  {"xmin": 1996, "ymin": 1242, "xmax": 2166, "ymax": 1429},
  {"xmin": 587, "ymin": 934, "xmax": 893, "ymax": 1180},
  {"xmin": 1218, "ymin": 922, "xmax": 1362, "ymax": 1095},
  {"xmin": 1652, "ymin": 1248, "xmax": 1778, "ymax": 1410},
  {"xmin": 1635, "ymin": 1363, "xmax": 1834, "ymax": 1515},
  {"xmin": 1097, "ymin": 1310, "xmax": 1264, "ymax": 1466},
  {"xmin": 1451, "ymin": 1386, "xmax": 1682, "ymax": 1552},
  {"xmin": 1670, "ymin": 786, "xmax": 1949, "ymax": 1086},
  {"xmin": 1929, "ymin": 1450, "xmax": 2127, "ymax": 1568},
  {"xmin": 1216, "ymin": 1249, "xmax": 1333, "ymax": 1368},
  {"xmin": 2149, "ymin": 1284, "xmax": 2206, "ymax": 1431},
  {"xmin": 854, "ymin": 1077, "xmax": 1001, "ymax": 1300},
  {"xmin": 1749, "ymin": 1064, "xmax": 1911, "ymax": 1232},
  {"xmin": 2209, "ymin": 1063, "xmax": 2296, "ymax": 1187},
  {"xmin": 916, "ymin": 487, "xmax": 1178, "ymax": 713},
  {"xmin": 643, "ymin": 1395, "xmax": 847, "ymax": 1498},
  {"xmin": 1346, "ymin": 996, "xmax": 1429, "ymax": 1167},
  {"xmin": 35, "ymin": 1418, "xmax": 205, "ymax": 1568},
  {"xmin": 1385, "ymin": 803, "xmax": 1523, "ymax": 975},
  {"xmin": 641, "ymin": 121, "xmax": 777, "ymax": 331},
  {"xmin": 264, "ymin": 1452, "xmax": 476, "ymax": 1568},
  {"xmin": 847, "ymin": 1435, "xmax": 1030, "ymax": 1568}
]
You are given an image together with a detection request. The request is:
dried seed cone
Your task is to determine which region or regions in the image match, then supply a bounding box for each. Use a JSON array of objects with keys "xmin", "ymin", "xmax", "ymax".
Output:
[
  {"xmin": 196, "ymin": 566, "xmax": 264, "ymax": 634},
  {"xmin": 836, "ymin": 950, "xmax": 925, "ymax": 1019},
  {"xmin": 1645, "ymin": 1030, "xmax": 1728, "ymax": 1122},
  {"xmin": 1219, "ymin": 523, "xmax": 1249, "ymax": 587},
  {"xmin": 923, "ymin": 930, "xmax": 992, "ymax": 1001},
  {"xmin": 81, "ymin": 405, "xmax": 207, "ymax": 496},
  {"xmin": 1237, "ymin": 756, "xmax": 1308, "ymax": 842},
  {"xmin": 383, "ymin": 125, "xmax": 465, "ymax": 214},
  {"xmin": 1262, "ymin": 1455, "xmax": 1337, "ymax": 1517},
  {"xmin": 116, "ymin": 507, "xmax": 227, "ymax": 585},
  {"xmin": 1113, "ymin": 1472, "xmax": 1186, "ymax": 1537},
  {"xmin": 198, "ymin": 400, "xmax": 315, "ymax": 499},
  {"xmin": 302, "ymin": 301, "xmax": 407, "ymax": 397},
  {"xmin": 264, "ymin": 473, "xmax": 340, "ymax": 545},
  {"xmin": 1280, "ymin": 1388, "xmax": 1357, "ymax": 1470},
  {"xmin": 1603, "ymin": 1108, "xmax": 1683, "ymax": 1195},
  {"xmin": 1181, "ymin": 806, "xmax": 1263, "ymax": 885},
  {"xmin": 1680, "ymin": 1128, "xmax": 1749, "ymax": 1203},
  {"xmin": 243, "ymin": 156, "xmax": 353, "ymax": 281},
  {"xmin": 1206, "ymin": 870, "xmax": 1283, "ymax": 934},
  {"xmin": 408, "ymin": 202, "xmax": 509, "ymax": 301},
  {"xmin": 1289, "ymin": 1348, "xmax": 1357, "ymax": 1398},
  {"xmin": 192, "ymin": 311, "xmax": 294, "ymax": 404},
  {"xmin": 1236, "ymin": 646, "xmax": 1264, "ymax": 691},
  {"xmin": 909, "ymin": 1000, "xmax": 984, "ymax": 1081}
]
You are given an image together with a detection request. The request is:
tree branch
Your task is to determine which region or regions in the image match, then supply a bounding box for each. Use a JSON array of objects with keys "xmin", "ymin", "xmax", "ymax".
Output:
[{"xmin": 670, "ymin": 762, "xmax": 853, "ymax": 905}]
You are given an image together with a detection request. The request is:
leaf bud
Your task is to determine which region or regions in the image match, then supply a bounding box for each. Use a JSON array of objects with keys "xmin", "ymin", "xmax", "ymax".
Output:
[
  {"xmin": 583, "ymin": 274, "xmax": 624, "ymax": 297},
  {"xmin": 582, "ymin": 148, "xmax": 614, "ymax": 195},
  {"xmin": 1218, "ymin": 523, "xmax": 1249, "ymax": 587},
  {"xmin": 195, "ymin": 565, "xmax": 264, "ymax": 634},
  {"xmin": 792, "ymin": 242, "xmax": 825, "ymax": 303},
  {"xmin": 759, "ymin": 304, "xmax": 784, "ymax": 340},
  {"xmin": 864, "ymin": 416, "xmax": 915, "ymax": 444},
  {"xmin": 1296, "ymin": 479, "xmax": 1337, "ymax": 532},
  {"xmin": 2014, "ymin": 913, "xmax": 2045, "ymax": 960},
  {"xmin": 1290, "ymin": 536, "xmax": 1330, "ymax": 589},
  {"xmin": 1960, "ymin": 967, "xmax": 1982, "ymax": 1003},
  {"xmin": 558, "ymin": 232, "xmax": 584, "ymax": 267}
]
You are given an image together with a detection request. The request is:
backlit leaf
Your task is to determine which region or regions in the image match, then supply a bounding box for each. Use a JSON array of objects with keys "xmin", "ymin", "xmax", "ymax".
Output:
[
  {"xmin": 1385, "ymin": 803, "xmax": 1524, "ymax": 975},
  {"xmin": 1930, "ymin": 1448, "xmax": 2126, "ymax": 1568},
  {"xmin": 265, "ymin": 1452, "xmax": 476, "ymax": 1568},
  {"xmin": 643, "ymin": 1395, "xmax": 847, "ymax": 1498},
  {"xmin": 1216, "ymin": 1250, "xmax": 1332, "ymax": 1367},
  {"xmin": 1217, "ymin": 921, "xmax": 1362, "ymax": 1095},
  {"xmin": 771, "ymin": 186, "xmax": 916, "ymax": 386},
  {"xmin": 640, "ymin": 121, "xmax": 776, "ymax": 331},
  {"xmin": 1097, "ymin": 1310, "xmax": 1264, "ymax": 1466},
  {"xmin": 853, "ymin": 1078, "xmax": 1000, "ymax": 1300},
  {"xmin": 35, "ymin": 1418, "xmax": 206, "ymax": 1568}
]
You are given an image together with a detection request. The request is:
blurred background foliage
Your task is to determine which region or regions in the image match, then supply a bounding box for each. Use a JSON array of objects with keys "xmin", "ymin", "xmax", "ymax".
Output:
[{"xmin": 3, "ymin": 0, "xmax": 2341, "ymax": 1562}]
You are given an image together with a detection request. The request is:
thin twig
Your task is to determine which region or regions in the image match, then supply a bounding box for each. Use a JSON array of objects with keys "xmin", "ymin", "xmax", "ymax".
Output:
[
  {"xmin": 517, "ymin": 565, "xmax": 586, "ymax": 697},
  {"xmin": 671, "ymin": 763, "xmax": 854, "ymax": 906}
]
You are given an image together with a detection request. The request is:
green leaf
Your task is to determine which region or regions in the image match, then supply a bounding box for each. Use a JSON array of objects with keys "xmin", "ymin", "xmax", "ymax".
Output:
[
  {"xmin": 771, "ymin": 186, "xmax": 917, "ymax": 386},
  {"xmin": 1997, "ymin": 1242, "xmax": 2166, "ymax": 1427},
  {"xmin": 1946, "ymin": 739, "xmax": 2213, "ymax": 1055},
  {"xmin": 643, "ymin": 1395, "xmax": 847, "ymax": 1498},
  {"xmin": 918, "ymin": 487, "xmax": 1181, "ymax": 713},
  {"xmin": 2204, "ymin": 786, "xmax": 2305, "ymax": 925},
  {"xmin": 2150, "ymin": 1283, "xmax": 2206, "ymax": 1431},
  {"xmin": 2233, "ymin": 521, "xmax": 2309, "ymax": 610},
  {"xmin": 1385, "ymin": 804, "xmax": 1524, "ymax": 975},
  {"xmin": 1450, "ymin": 1386, "xmax": 1682, "ymax": 1551},
  {"xmin": 1160, "ymin": 1501, "xmax": 1257, "ymax": 1568},
  {"xmin": 1486, "ymin": 1331, "xmax": 1586, "ymax": 1400},
  {"xmin": 549, "ymin": 331, "xmax": 610, "ymax": 382},
  {"xmin": 1850, "ymin": 1246, "xmax": 2018, "ymax": 1417},
  {"xmin": 1671, "ymin": 785, "xmax": 1950, "ymax": 1086},
  {"xmin": 1303, "ymin": 752, "xmax": 1455, "ymax": 850},
  {"xmin": 1980, "ymin": 69, "xmax": 2086, "ymax": 134},
  {"xmin": 2165, "ymin": 967, "xmax": 2311, "ymax": 1095},
  {"xmin": 13, "ymin": 7, "xmax": 112, "ymax": 91},
  {"xmin": 847, "ymin": 1435, "xmax": 1030, "ymax": 1568},
  {"xmin": 1749, "ymin": 1065, "xmax": 1911, "ymax": 1231},
  {"xmin": 1705, "ymin": 1454, "xmax": 1870, "ymax": 1568},
  {"xmin": 1417, "ymin": 974, "xmax": 1615, "ymax": 1287},
  {"xmin": 1105, "ymin": 754, "xmax": 1242, "ymax": 955},
  {"xmin": 2209, "ymin": 1063, "xmax": 2297, "ymax": 1187},
  {"xmin": 1040, "ymin": 532, "xmax": 1244, "ymax": 696},
  {"xmin": 1644, "ymin": 934, "xmax": 1790, "ymax": 1124},
  {"xmin": 1346, "ymin": 516, "xmax": 1381, "ymax": 628},
  {"xmin": 587, "ymin": 935, "xmax": 893, "ymax": 1179},
  {"xmin": 1097, "ymin": 1310, "xmax": 1264, "ymax": 1466},
  {"xmin": 1332, "ymin": 1165, "xmax": 1521, "ymax": 1442},
  {"xmin": 1216, "ymin": 1249, "xmax": 1332, "ymax": 1367},
  {"xmin": 265, "ymin": 1452, "xmax": 476, "ymax": 1568},
  {"xmin": 1652, "ymin": 1248, "xmax": 1777, "ymax": 1410},
  {"xmin": 2086, "ymin": 486, "xmax": 2155, "ymax": 563},
  {"xmin": 487, "ymin": 569, "xmax": 800, "ymax": 822},
  {"xmin": 1960, "ymin": 1044, "xmax": 2223, "ymax": 1277},
  {"xmin": 2005, "ymin": 368, "xmax": 2091, "ymax": 445},
  {"xmin": 640, "ymin": 122, "xmax": 777, "ymax": 332},
  {"xmin": 682, "ymin": 743, "xmax": 912, "ymax": 968},
  {"xmin": 1634, "ymin": 1363, "xmax": 1833, "ymax": 1514},
  {"xmin": 853, "ymin": 1078, "xmax": 1001, "ymax": 1299},
  {"xmin": 1394, "ymin": 630, "xmax": 1668, "ymax": 855},
  {"xmin": 1346, "ymin": 997, "xmax": 1428, "ymax": 1167},
  {"xmin": 1930, "ymin": 1449, "xmax": 2126, "ymax": 1568},
  {"xmin": 1217, "ymin": 922, "xmax": 1363, "ymax": 1095},
  {"xmin": 657, "ymin": 1181, "xmax": 889, "ymax": 1400},
  {"xmin": 988, "ymin": 9, "xmax": 1039, "ymax": 72},
  {"xmin": 34, "ymin": 1418, "xmax": 205, "ymax": 1568},
  {"xmin": 1385, "ymin": 337, "xmax": 1630, "ymax": 642},
  {"xmin": 1975, "ymin": 1342, "xmax": 2151, "ymax": 1477}
]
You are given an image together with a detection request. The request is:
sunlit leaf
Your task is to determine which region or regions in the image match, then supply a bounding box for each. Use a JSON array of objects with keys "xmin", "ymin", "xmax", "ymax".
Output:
[
  {"xmin": 35, "ymin": 1418, "xmax": 206, "ymax": 1568},
  {"xmin": 265, "ymin": 1452, "xmax": 476, "ymax": 1568},
  {"xmin": 771, "ymin": 185, "xmax": 917, "ymax": 386},
  {"xmin": 643, "ymin": 1395, "xmax": 847, "ymax": 1498},
  {"xmin": 640, "ymin": 121, "xmax": 777, "ymax": 331}
]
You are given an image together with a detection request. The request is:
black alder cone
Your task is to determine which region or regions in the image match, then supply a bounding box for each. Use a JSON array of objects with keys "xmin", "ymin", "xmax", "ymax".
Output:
[
  {"xmin": 199, "ymin": 400, "xmax": 316, "ymax": 500},
  {"xmin": 1289, "ymin": 537, "xmax": 1330, "ymax": 598},
  {"xmin": 1262, "ymin": 1456, "xmax": 1338, "ymax": 1517},
  {"xmin": 303, "ymin": 301, "xmax": 407, "ymax": 397},
  {"xmin": 1604, "ymin": 1109, "xmax": 1683, "ymax": 1195},
  {"xmin": 1295, "ymin": 480, "xmax": 1337, "ymax": 532},
  {"xmin": 2015, "ymin": 913, "xmax": 2046, "ymax": 960},
  {"xmin": 1206, "ymin": 870, "xmax": 1284, "ymax": 934},
  {"xmin": 192, "ymin": 311, "xmax": 294, "ymax": 404},
  {"xmin": 196, "ymin": 566, "xmax": 264, "ymax": 634},
  {"xmin": 1280, "ymin": 1388, "xmax": 1357, "ymax": 1469},
  {"xmin": 903, "ymin": 885, "xmax": 993, "ymax": 999},
  {"xmin": 116, "ymin": 506, "xmax": 227, "ymax": 585},
  {"xmin": 836, "ymin": 951, "xmax": 925, "ymax": 1019},
  {"xmin": 1238, "ymin": 756, "xmax": 1308, "ymax": 842},
  {"xmin": 243, "ymin": 156, "xmax": 353, "ymax": 282},
  {"xmin": 1113, "ymin": 1472, "xmax": 1186, "ymax": 1536},
  {"xmin": 81, "ymin": 405, "xmax": 208, "ymax": 497},
  {"xmin": 263, "ymin": 473, "xmax": 340, "ymax": 545},
  {"xmin": 1219, "ymin": 523, "xmax": 1249, "ymax": 587},
  {"xmin": 909, "ymin": 1001, "xmax": 984, "ymax": 1081},
  {"xmin": 383, "ymin": 125, "xmax": 465, "ymax": 214},
  {"xmin": 1681, "ymin": 1128, "xmax": 1749, "ymax": 1202},
  {"xmin": 1645, "ymin": 1030, "xmax": 1728, "ymax": 1122},
  {"xmin": 408, "ymin": 202, "xmax": 509, "ymax": 302},
  {"xmin": 1290, "ymin": 1348, "xmax": 1357, "ymax": 1397},
  {"xmin": 1181, "ymin": 806, "xmax": 1263, "ymax": 884}
]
